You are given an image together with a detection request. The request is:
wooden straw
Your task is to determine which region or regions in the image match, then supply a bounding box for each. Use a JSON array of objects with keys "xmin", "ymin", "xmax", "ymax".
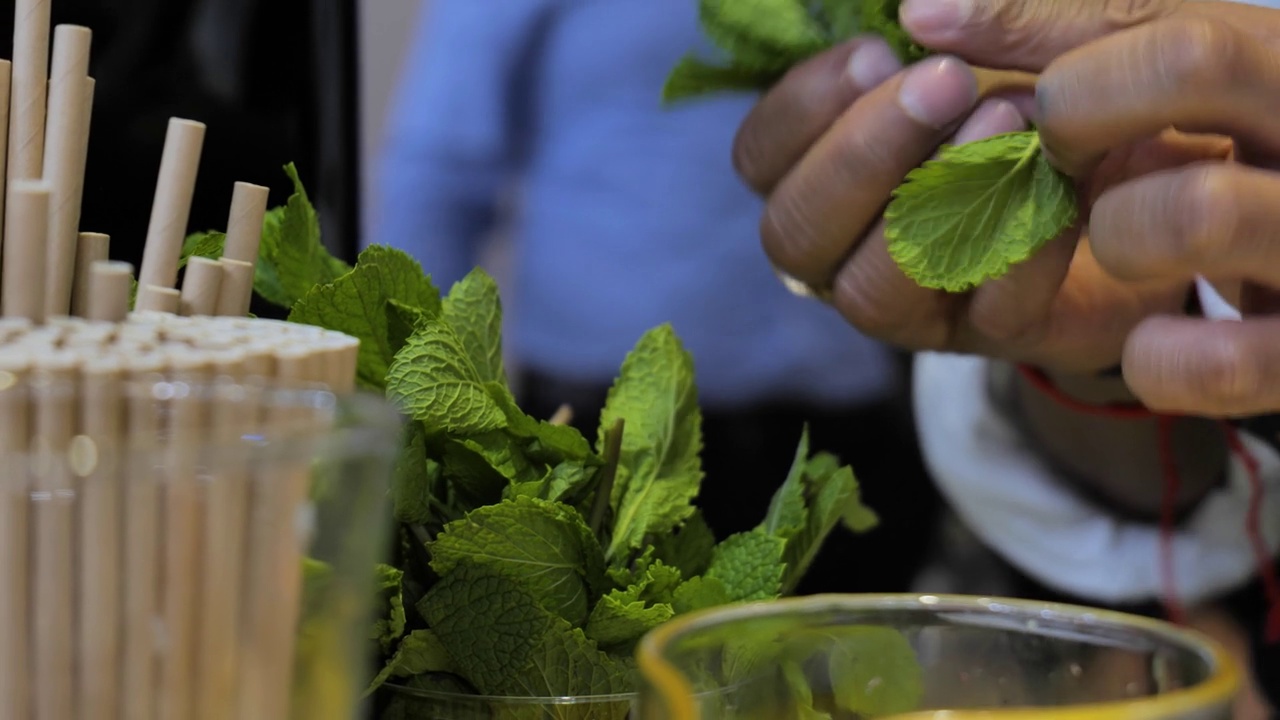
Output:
[
  {"xmin": 85, "ymin": 259, "xmax": 130, "ymax": 323},
  {"xmin": 0, "ymin": 352, "xmax": 30, "ymax": 719},
  {"xmin": 71, "ymin": 232, "xmax": 109, "ymax": 317},
  {"xmin": 120, "ymin": 352, "xmax": 164, "ymax": 720},
  {"xmin": 223, "ymin": 182, "xmax": 269, "ymax": 264},
  {"xmin": 135, "ymin": 284, "xmax": 179, "ymax": 314},
  {"xmin": 8, "ymin": 0, "xmax": 51, "ymax": 183},
  {"xmin": 42, "ymin": 26, "xmax": 93, "ymax": 317},
  {"xmin": 31, "ymin": 351, "xmax": 78, "ymax": 720},
  {"xmin": 136, "ymin": 118, "xmax": 206, "ymax": 291},
  {"xmin": 75, "ymin": 356, "xmax": 123, "ymax": 720},
  {"xmin": 179, "ymin": 256, "xmax": 222, "ymax": 316},
  {"xmin": 159, "ymin": 350, "xmax": 209, "ymax": 720},
  {"xmin": 0, "ymin": 60, "xmax": 13, "ymax": 270},
  {"xmin": 195, "ymin": 350, "xmax": 254, "ymax": 720},
  {"xmin": 215, "ymin": 258, "xmax": 254, "ymax": 317},
  {"xmin": 3, "ymin": 180, "xmax": 50, "ymax": 322}
]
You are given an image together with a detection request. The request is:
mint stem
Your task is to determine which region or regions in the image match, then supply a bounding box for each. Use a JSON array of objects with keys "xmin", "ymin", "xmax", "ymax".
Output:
[{"xmin": 590, "ymin": 418, "xmax": 625, "ymax": 537}]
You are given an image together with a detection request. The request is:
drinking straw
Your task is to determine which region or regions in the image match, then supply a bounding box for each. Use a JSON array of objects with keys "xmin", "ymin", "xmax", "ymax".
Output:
[
  {"xmin": 42, "ymin": 26, "xmax": 92, "ymax": 316},
  {"xmin": 0, "ymin": 60, "xmax": 13, "ymax": 261},
  {"xmin": 136, "ymin": 118, "xmax": 205, "ymax": 291},
  {"xmin": 31, "ymin": 350, "xmax": 77, "ymax": 720},
  {"xmin": 8, "ymin": 0, "xmax": 50, "ymax": 183},
  {"xmin": 71, "ymin": 233, "xmax": 109, "ymax": 317},
  {"xmin": 85, "ymin": 258, "xmax": 130, "ymax": 323},
  {"xmin": 3, "ymin": 181, "xmax": 49, "ymax": 321},
  {"xmin": 223, "ymin": 182, "xmax": 269, "ymax": 265},
  {"xmin": 0, "ymin": 351, "xmax": 31, "ymax": 720},
  {"xmin": 75, "ymin": 355, "xmax": 123, "ymax": 720},
  {"xmin": 179, "ymin": 256, "xmax": 222, "ymax": 316},
  {"xmin": 135, "ymin": 284, "xmax": 180, "ymax": 313},
  {"xmin": 214, "ymin": 258, "xmax": 254, "ymax": 317}
]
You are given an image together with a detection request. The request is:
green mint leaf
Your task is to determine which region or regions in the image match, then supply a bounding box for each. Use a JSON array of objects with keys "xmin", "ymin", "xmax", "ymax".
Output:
[
  {"xmin": 815, "ymin": 0, "xmax": 863, "ymax": 39},
  {"xmin": 387, "ymin": 298, "xmax": 433, "ymax": 357},
  {"xmin": 378, "ymin": 675, "xmax": 474, "ymax": 720},
  {"xmin": 779, "ymin": 450, "xmax": 874, "ymax": 595},
  {"xmin": 600, "ymin": 325, "xmax": 703, "ymax": 561},
  {"xmin": 662, "ymin": 55, "xmax": 778, "ymax": 103},
  {"xmin": 429, "ymin": 497, "xmax": 605, "ymax": 626},
  {"xmin": 391, "ymin": 422, "xmax": 441, "ymax": 525},
  {"xmin": 543, "ymin": 461, "xmax": 594, "ymax": 504},
  {"xmin": 485, "ymin": 382, "xmax": 595, "ymax": 464},
  {"xmin": 652, "ymin": 511, "xmax": 716, "ymax": 579},
  {"xmin": 386, "ymin": 319, "xmax": 507, "ymax": 434},
  {"xmin": 782, "ymin": 658, "xmax": 833, "ymax": 720},
  {"xmin": 420, "ymin": 564, "xmax": 634, "ymax": 703},
  {"xmin": 252, "ymin": 207, "xmax": 292, "ymax": 307},
  {"xmin": 584, "ymin": 585, "xmax": 676, "ymax": 649},
  {"xmin": 705, "ymin": 530, "xmax": 786, "ymax": 602},
  {"xmin": 860, "ymin": 0, "xmax": 930, "ymax": 63},
  {"xmin": 262, "ymin": 163, "xmax": 353, "ymax": 308},
  {"xmin": 441, "ymin": 268, "xmax": 506, "ymax": 385},
  {"xmin": 441, "ymin": 439, "xmax": 513, "ymax": 510},
  {"xmin": 290, "ymin": 246, "xmax": 442, "ymax": 389},
  {"xmin": 884, "ymin": 131, "xmax": 1078, "ymax": 292},
  {"xmin": 699, "ymin": 0, "xmax": 827, "ymax": 72},
  {"xmin": 782, "ymin": 626, "xmax": 924, "ymax": 717},
  {"xmin": 178, "ymin": 231, "xmax": 226, "ymax": 270},
  {"xmin": 670, "ymin": 575, "xmax": 732, "ymax": 614},
  {"xmin": 761, "ymin": 425, "xmax": 812, "ymax": 539},
  {"xmin": 365, "ymin": 629, "xmax": 454, "ymax": 696},
  {"xmin": 372, "ymin": 564, "xmax": 408, "ymax": 653},
  {"xmin": 455, "ymin": 432, "xmax": 541, "ymax": 484}
]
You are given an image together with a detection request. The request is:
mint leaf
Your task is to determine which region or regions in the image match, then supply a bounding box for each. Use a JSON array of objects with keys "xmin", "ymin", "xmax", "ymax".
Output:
[
  {"xmin": 782, "ymin": 658, "xmax": 832, "ymax": 720},
  {"xmin": 671, "ymin": 575, "xmax": 732, "ymax": 614},
  {"xmin": 386, "ymin": 319, "xmax": 507, "ymax": 434},
  {"xmin": 453, "ymin": 432, "xmax": 540, "ymax": 485},
  {"xmin": 387, "ymin": 298, "xmax": 432, "ymax": 357},
  {"xmin": 420, "ymin": 564, "xmax": 633, "ymax": 703},
  {"xmin": 600, "ymin": 325, "xmax": 703, "ymax": 560},
  {"xmin": 366, "ymin": 629, "xmax": 454, "ymax": 695},
  {"xmin": 662, "ymin": 55, "xmax": 777, "ymax": 103},
  {"xmin": 544, "ymin": 461, "xmax": 594, "ymax": 504},
  {"xmin": 429, "ymin": 497, "xmax": 605, "ymax": 626},
  {"xmin": 884, "ymin": 131, "xmax": 1078, "ymax": 292},
  {"xmin": 290, "ymin": 246, "xmax": 442, "ymax": 389},
  {"xmin": 584, "ymin": 586, "xmax": 675, "ymax": 649},
  {"xmin": 253, "ymin": 207, "xmax": 291, "ymax": 307},
  {"xmin": 391, "ymin": 422, "xmax": 440, "ymax": 525},
  {"xmin": 652, "ymin": 511, "xmax": 716, "ymax": 579},
  {"xmin": 761, "ymin": 426, "xmax": 812, "ymax": 539},
  {"xmin": 699, "ymin": 0, "xmax": 826, "ymax": 71},
  {"xmin": 860, "ymin": 0, "xmax": 929, "ymax": 62},
  {"xmin": 485, "ymin": 382, "xmax": 595, "ymax": 464},
  {"xmin": 441, "ymin": 268, "xmax": 506, "ymax": 385},
  {"xmin": 705, "ymin": 530, "xmax": 786, "ymax": 602},
  {"xmin": 265, "ymin": 163, "xmax": 352, "ymax": 307},
  {"xmin": 440, "ymin": 439, "xmax": 513, "ymax": 509},
  {"xmin": 372, "ymin": 564, "xmax": 408, "ymax": 653},
  {"xmin": 783, "ymin": 626, "xmax": 924, "ymax": 718},
  {"xmin": 178, "ymin": 231, "xmax": 225, "ymax": 270}
]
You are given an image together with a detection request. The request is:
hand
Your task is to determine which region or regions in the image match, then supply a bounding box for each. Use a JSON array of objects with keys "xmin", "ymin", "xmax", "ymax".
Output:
[{"xmin": 732, "ymin": 0, "xmax": 1258, "ymax": 382}]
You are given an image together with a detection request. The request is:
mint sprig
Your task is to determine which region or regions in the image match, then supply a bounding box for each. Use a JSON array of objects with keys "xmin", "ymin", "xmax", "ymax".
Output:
[{"xmin": 665, "ymin": 0, "xmax": 1077, "ymax": 292}]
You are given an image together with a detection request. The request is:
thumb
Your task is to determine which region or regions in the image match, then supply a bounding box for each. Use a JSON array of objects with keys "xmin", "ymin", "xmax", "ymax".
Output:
[{"xmin": 899, "ymin": 0, "xmax": 1181, "ymax": 71}]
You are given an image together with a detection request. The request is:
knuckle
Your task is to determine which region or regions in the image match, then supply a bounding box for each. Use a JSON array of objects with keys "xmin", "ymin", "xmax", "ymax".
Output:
[
  {"xmin": 1176, "ymin": 165, "xmax": 1239, "ymax": 264},
  {"xmin": 759, "ymin": 193, "xmax": 821, "ymax": 275},
  {"xmin": 1101, "ymin": 0, "xmax": 1178, "ymax": 27},
  {"xmin": 1192, "ymin": 334, "xmax": 1261, "ymax": 413},
  {"xmin": 1154, "ymin": 17, "xmax": 1243, "ymax": 91},
  {"xmin": 831, "ymin": 266, "xmax": 916, "ymax": 342}
]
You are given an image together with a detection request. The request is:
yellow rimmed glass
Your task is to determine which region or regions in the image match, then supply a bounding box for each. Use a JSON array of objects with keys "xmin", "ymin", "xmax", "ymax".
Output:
[{"xmin": 635, "ymin": 594, "xmax": 1241, "ymax": 720}]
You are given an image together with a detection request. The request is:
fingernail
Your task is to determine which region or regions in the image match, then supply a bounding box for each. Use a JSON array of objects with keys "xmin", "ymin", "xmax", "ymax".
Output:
[
  {"xmin": 847, "ymin": 38, "xmax": 902, "ymax": 91},
  {"xmin": 900, "ymin": 0, "xmax": 973, "ymax": 36},
  {"xmin": 898, "ymin": 56, "xmax": 978, "ymax": 128}
]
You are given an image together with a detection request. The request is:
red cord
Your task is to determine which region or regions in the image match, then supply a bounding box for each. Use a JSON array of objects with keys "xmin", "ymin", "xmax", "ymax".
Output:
[{"xmin": 1015, "ymin": 365, "xmax": 1278, "ymax": 640}]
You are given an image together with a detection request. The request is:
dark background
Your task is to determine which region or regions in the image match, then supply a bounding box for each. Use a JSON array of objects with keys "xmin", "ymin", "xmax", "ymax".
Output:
[{"xmin": 0, "ymin": 0, "xmax": 361, "ymax": 315}]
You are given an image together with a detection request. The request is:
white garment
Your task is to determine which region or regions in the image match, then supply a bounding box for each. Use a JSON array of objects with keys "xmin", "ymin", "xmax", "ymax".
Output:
[{"xmin": 913, "ymin": 352, "xmax": 1280, "ymax": 606}]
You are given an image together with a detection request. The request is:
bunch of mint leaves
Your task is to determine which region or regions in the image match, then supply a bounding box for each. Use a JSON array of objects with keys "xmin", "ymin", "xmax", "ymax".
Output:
[
  {"xmin": 664, "ymin": 0, "xmax": 1078, "ymax": 293},
  {"xmin": 180, "ymin": 166, "xmax": 922, "ymax": 718}
]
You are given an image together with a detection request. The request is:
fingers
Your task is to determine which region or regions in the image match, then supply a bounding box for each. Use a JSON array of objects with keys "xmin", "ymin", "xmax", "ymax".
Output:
[
  {"xmin": 831, "ymin": 98, "xmax": 1027, "ymax": 349},
  {"xmin": 760, "ymin": 55, "xmax": 979, "ymax": 285},
  {"xmin": 1090, "ymin": 162, "xmax": 1280, "ymax": 288},
  {"xmin": 1036, "ymin": 16, "xmax": 1280, "ymax": 175},
  {"xmin": 734, "ymin": 37, "xmax": 902, "ymax": 195},
  {"xmin": 1123, "ymin": 315, "xmax": 1280, "ymax": 417},
  {"xmin": 899, "ymin": 0, "xmax": 1182, "ymax": 71}
]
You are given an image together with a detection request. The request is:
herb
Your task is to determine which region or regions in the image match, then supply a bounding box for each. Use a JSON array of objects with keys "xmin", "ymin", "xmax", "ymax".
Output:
[
  {"xmin": 664, "ymin": 0, "xmax": 1078, "ymax": 292},
  {"xmin": 231, "ymin": 167, "xmax": 912, "ymax": 711}
]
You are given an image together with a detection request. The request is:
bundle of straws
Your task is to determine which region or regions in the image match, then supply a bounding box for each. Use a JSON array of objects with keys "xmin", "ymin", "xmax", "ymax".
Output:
[{"xmin": 0, "ymin": 2, "xmax": 378, "ymax": 719}]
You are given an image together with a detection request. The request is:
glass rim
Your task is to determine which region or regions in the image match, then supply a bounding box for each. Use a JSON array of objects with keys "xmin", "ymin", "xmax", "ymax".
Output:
[
  {"xmin": 636, "ymin": 593, "xmax": 1243, "ymax": 720},
  {"xmin": 380, "ymin": 681, "xmax": 638, "ymax": 705}
]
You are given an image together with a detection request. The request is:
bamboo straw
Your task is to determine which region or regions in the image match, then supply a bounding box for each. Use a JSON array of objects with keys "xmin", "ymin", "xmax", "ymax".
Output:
[
  {"xmin": 215, "ymin": 258, "xmax": 254, "ymax": 317},
  {"xmin": 195, "ymin": 349, "xmax": 254, "ymax": 720},
  {"xmin": 0, "ymin": 60, "xmax": 13, "ymax": 267},
  {"xmin": 179, "ymin": 256, "xmax": 222, "ymax": 316},
  {"xmin": 85, "ymin": 259, "xmax": 129, "ymax": 323},
  {"xmin": 31, "ymin": 350, "xmax": 78, "ymax": 720},
  {"xmin": 120, "ymin": 352, "xmax": 164, "ymax": 720},
  {"xmin": 42, "ymin": 26, "xmax": 93, "ymax": 317},
  {"xmin": 0, "ymin": 351, "xmax": 31, "ymax": 719},
  {"xmin": 223, "ymin": 182, "xmax": 268, "ymax": 265},
  {"xmin": 135, "ymin": 284, "xmax": 179, "ymax": 314},
  {"xmin": 75, "ymin": 356, "xmax": 123, "ymax": 720},
  {"xmin": 71, "ymin": 232, "xmax": 109, "ymax": 316},
  {"xmin": 8, "ymin": 0, "xmax": 51, "ymax": 183},
  {"xmin": 3, "ymin": 180, "xmax": 50, "ymax": 321},
  {"xmin": 136, "ymin": 118, "xmax": 205, "ymax": 291},
  {"xmin": 159, "ymin": 349, "xmax": 209, "ymax": 720}
]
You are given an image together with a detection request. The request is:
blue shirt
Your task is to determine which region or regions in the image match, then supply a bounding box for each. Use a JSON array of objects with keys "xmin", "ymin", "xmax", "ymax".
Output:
[{"xmin": 371, "ymin": 0, "xmax": 897, "ymax": 408}]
